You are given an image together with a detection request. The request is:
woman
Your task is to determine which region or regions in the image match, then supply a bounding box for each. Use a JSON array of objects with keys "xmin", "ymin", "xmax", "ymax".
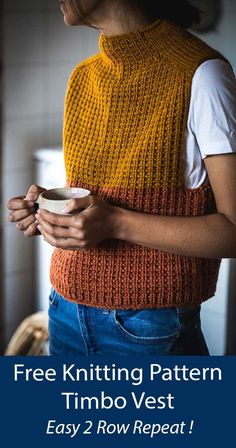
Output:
[{"xmin": 7, "ymin": 0, "xmax": 236, "ymax": 355}]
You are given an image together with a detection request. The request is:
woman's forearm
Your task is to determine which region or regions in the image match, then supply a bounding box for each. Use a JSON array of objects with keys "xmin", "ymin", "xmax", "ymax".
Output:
[{"xmin": 112, "ymin": 207, "xmax": 236, "ymax": 258}]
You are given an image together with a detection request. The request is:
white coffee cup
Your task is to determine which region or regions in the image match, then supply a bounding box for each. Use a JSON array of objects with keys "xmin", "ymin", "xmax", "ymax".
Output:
[{"xmin": 37, "ymin": 187, "xmax": 91, "ymax": 214}]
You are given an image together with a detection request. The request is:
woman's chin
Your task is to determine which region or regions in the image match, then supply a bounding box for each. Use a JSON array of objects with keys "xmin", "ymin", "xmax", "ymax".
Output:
[
  {"xmin": 59, "ymin": 2, "xmax": 82, "ymax": 26},
  {"xmin": 62, "ymin": 11, "xmax": 84, "ymax": 27},
  {"xmin": 63, "ymin": 16, "xmax": 84, "ymax": 26}
]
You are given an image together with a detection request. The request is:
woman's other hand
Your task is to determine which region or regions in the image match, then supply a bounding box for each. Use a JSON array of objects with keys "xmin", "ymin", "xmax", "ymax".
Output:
[
  {"xmin": 36, "ymin": 196, "xmax": 121, "ymax": 250},
  {"xmin": 7, "ymin": 184, "xmax": 47, "ymax": 237}
]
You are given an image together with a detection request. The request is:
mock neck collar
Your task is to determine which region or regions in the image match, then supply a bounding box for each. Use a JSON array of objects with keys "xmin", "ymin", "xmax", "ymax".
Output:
[{"xmin": 99, "ymin": 19, "xmax": 181, "ymax": 68}]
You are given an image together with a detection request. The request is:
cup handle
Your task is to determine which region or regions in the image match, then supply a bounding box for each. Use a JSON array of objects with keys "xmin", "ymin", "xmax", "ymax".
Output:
[{"xmin": 33, "ymin": 196, "xmax": 41, "ymax": 210}]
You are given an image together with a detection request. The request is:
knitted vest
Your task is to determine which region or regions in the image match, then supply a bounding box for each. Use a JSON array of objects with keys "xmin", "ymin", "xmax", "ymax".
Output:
[{"xmin": 50, "ymin": 19, "xmax": 222, "ymax": 309}]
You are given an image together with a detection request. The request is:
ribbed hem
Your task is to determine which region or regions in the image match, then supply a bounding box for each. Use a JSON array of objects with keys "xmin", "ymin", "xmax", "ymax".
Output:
[{"xmin": 50, "ymin": 245, "xmax": 221, "ymax": 309}]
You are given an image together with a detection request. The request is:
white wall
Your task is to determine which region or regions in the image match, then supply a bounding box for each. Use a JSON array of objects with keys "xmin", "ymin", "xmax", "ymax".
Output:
[
  {"xmin": 2, "ymin": 0, "xmax": 99, "ymax": 345},
  {"xmin": 2, "ymin": 0, "xmax": 236, "ymax": 349}
]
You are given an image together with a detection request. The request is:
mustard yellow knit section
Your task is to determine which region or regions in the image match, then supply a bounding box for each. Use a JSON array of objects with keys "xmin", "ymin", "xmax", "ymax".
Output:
[{"xmin": 63, "ymin": 20, "xmax": 222, "ymax": 191}]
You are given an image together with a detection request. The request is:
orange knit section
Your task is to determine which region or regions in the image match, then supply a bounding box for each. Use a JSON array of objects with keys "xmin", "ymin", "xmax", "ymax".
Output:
[
  {"xmin": 50, "ymin": 20, "xmax": 223, "ymax": 309},
  {"xmin": 50, "ymin": 184, "xmax": 220, "ymax": 308}
]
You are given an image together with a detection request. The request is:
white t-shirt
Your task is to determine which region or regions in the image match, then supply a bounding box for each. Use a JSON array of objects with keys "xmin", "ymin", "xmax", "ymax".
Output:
[{"xmin": 185, "ymin": 59, "xmax": 236, "ymax": 188}]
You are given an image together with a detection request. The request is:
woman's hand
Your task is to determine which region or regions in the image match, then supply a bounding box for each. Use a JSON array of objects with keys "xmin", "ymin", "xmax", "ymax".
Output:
[
  {"xmin": 36, "ymin": 196, "xmax": 121, "ymax": 250},
  {"xmin": 7, "ymin": 184, "xmax": 47, "ymax": 237}
]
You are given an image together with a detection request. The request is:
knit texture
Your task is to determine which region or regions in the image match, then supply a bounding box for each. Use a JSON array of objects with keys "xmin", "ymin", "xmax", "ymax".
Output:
[{"xmin": 50, "ymin": 19, "xmax": 222, "ymax": 309}]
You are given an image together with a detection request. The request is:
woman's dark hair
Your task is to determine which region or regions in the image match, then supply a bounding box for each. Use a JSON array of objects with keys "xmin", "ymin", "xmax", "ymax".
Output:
[{"xmin": 129, "ymin": 0, "xmax": 201, "ymax": 28}]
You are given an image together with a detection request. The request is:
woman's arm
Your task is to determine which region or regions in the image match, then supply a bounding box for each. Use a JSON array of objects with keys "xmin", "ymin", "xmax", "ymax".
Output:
[
  {"xmin": 36, "ymin": 153, "xmax": 236, "ymax": 259},
  {"xmin": 114, "ymin": 154, "xmax": 236, "ymax": 258}
]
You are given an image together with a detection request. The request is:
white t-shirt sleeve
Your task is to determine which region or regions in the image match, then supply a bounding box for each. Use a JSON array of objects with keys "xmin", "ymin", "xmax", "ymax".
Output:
[{"xmin": 189, "ymin": 59, "xmax": 236, "ymax": 158}]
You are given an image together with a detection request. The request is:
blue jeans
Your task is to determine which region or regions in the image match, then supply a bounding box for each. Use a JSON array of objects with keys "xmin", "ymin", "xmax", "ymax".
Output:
[{"xmin": 48, "ymin": 288, "xmax": 209, "ymax": 356}]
